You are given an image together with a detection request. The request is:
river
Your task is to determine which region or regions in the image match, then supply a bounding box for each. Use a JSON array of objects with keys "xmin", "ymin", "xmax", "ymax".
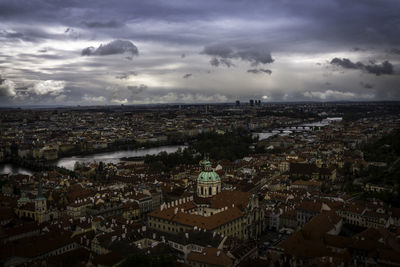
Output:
[
  {"xmin": 55, "ymin": 145, "xmax": 187, "ymax": 170},
  {"xmin": 0, "ymin": 164, "xmax": 33, "ymax": 176},
  {"xmin": 1, "ymin": 117, "xmax": 342, "ymax": 174},
  {"xmin": 0, "ymin": 145, "xmax": 187, "ymax": 174}
]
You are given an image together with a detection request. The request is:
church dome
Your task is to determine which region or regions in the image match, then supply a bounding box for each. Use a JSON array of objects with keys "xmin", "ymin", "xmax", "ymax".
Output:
[
  {"xmin": 197, "ymin": 159, "xmax": 220, "ymax": 182},
  {"xmin": 198, "ymin": 170, "xmax": 220, "ymax": 182}
]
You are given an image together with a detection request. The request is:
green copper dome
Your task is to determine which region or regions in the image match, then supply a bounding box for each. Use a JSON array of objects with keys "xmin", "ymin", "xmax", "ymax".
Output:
[
  {"xmin": 198, "ymin": 171, "xmax": 220, "ymax": 182},
  {"xmin": 197, "ymin": 158, "xmax": 220, "ymax": 182}
]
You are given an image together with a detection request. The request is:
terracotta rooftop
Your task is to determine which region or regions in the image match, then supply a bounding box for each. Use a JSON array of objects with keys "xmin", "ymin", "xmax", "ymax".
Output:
[
  {"xmin": 149, "ymin": 200, "xmax": 243, "ymax": 230},
  {"xmin": 210, "ymin": 190, "xmax": 251, "ymax": 210},
  {"xmin": 188, "ymin": 247, "xmax": 233, "ymax": 267}
]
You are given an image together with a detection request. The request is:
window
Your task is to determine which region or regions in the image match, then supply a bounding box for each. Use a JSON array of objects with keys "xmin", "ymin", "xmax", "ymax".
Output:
[{"xmin": 209, "ymin": 187, "xmax": 212, "ymax": 196}]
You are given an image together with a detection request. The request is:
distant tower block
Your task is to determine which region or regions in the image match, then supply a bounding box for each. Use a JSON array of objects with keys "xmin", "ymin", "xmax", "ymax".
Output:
[
  {"xmin": 235, "ymin": 100, "xmax": 240, "ymax": 106},
  {"xmin": 250, "ymin": 99, "xmax": 254, "ymax": 106}
]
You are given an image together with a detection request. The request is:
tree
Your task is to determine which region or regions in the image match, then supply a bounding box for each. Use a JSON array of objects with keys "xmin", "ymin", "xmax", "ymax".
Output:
[{"xmin": 13, "ymin": 186, "xmax": 21, "ymax": 196}]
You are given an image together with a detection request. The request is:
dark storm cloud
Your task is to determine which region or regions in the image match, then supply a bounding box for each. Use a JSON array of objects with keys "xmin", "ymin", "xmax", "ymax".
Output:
[
  {"xmin": 247, "ymin": 69, "xmax": 272, "ymax": 75},
  {"xmin": 209, "ymin": 57, "xmax": 234, "ymax": 68},
  {"xmin": 83, "ymin": 20, "xmax": 122, "ymax": 28},
  {"xmin": 202, "ymin": 45, "xmax": 234, "ymax": 58},
  {"xmin": 125, "ymin": 84, "xmax": 147, "ymax": 102},
  {"xmin": 391, "ymin": 48, "xmax": 400, "ymax": 55},
  {"xmin": 330, "ymin": 58, "xmax": 394, "ymax": 75},
  {"xmin": 81, "ymin": 40, "xmax": 138, "ymax": 56},
  {"xmin": 183, "ymin": 73, "xmax": 192, "ymax": 79},
  {"xmin": 127, "ymin": 84, "xmax": 147, "ymax": 94},
  {"xmin": 236, "ymin": 50, "xmax": 274, "ymax": 66},
  {"xmin": 364, "ymin": 61, "xmax": 394, "ymax": 76},
  {"xmin": 360, "ymin": 82, "xmax": 374, "ymax": 89},
  {"xmin": 0, "ymin": 30, "xmax": 37, "ymax": 42},
  {"xmin": 201, "ymin": 44, "xmax": 273, "ymax": 67},
  {"xmin": 330, "ymin": 58, "xmax": 364, "ymax": 69},
  {"xmin": 1, "ymin": 0, "xmax": 400, "ymax": 104},
  {"xmin": 1, "ymin": 27, "xmax": 81, "ymax": 44},
  {"xmin": 1, "ymin": 0, "xmax": 399, "ymax": 50}
]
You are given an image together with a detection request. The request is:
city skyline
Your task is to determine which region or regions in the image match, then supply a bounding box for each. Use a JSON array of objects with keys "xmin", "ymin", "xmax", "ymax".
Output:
[{"xmin": 0, "ymin": 0, "xmax": 399, "ymax": 105}]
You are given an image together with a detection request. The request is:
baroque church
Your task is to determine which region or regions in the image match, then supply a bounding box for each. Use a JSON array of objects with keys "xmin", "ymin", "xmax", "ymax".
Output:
[
  {"xmin": 15, "ymin": 175, "xmax": 49, "ymax": 224},
  {"xmin": 147, "ymin": 158, "xmax": 264, "ymax": 240}
]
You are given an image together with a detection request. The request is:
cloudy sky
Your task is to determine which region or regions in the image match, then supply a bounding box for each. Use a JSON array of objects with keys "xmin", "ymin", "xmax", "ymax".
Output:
[{"xmin": 0, "ymin": 0, "xmax": 399, "ymax": 105}]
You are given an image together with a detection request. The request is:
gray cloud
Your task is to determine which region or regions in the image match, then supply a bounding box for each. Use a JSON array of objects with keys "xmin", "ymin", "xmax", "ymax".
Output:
[
  {"xmin": 210, "ymin": 57, "xmax": 234, "ymax": 67},
  {"xmin": 202, "ymin": 44, "xmax": 273, "ymax": 67},
  {"xmin": 236, "ymin": 50, "xmax": 274, "ymax": 66},
  {"xmin": 115, "ymin": 71, "xmax": 137, "ymax": 79},
  {"xmin": 365, "ymin": 61, "xmax": 394, "ymax": 76},
  {"xmin": 64, "ymin": 28, "xmax": 81, "ymax": 40},
  {"xmin": 126, "ymin": 84, "xmax": 147, "ymax": 102},
  {"xmin": 18, "ymin": 53, "xmax": 65, "ymax": 60},
  {"xmin": 247, "ymin": 69, "xmax": 272, "ymax": 75},
  {"xmin": 330, "ymin": 58, "xmax": 394, "ymax": 75},
  {"xmin": 127, "ymin": 84, "xmax": 147, "ymax": 94},
  {"xmin": 1, "ymin": 0, "xmax": 400, "ymax": 104},
  {"xmin": 0, "ymin": 75, "xmax": 16, "ymax": 97},
  {"xmin": 0, "ymin": 30, "xmax": 37, "ymax": 42},
  {"xmin": 0, "ymin": 0, "xmax": 399, "ymax": 50},
  {"xmin": 83, "ymin": 20, "xmax": 121, "ymax": 28},
  {"xmin": 81, "ymin": 40, "xmax": 138, "ymax": 56},
  {"xmin": 360, "ymin": 82, "xmax": 374, "ymax": 89},
  {"xmin": 330, "ymin": 58, "xmax": 364, "ymax": 69},
  {"xmin": 202, "ymin": 45, "xmax": 234, "ymax": 58}
]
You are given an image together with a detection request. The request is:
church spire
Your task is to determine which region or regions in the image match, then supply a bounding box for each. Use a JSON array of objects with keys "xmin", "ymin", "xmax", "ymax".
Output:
[{"xmin": 36, "ymin": 173, "xmax": 44, "ymax": 199}]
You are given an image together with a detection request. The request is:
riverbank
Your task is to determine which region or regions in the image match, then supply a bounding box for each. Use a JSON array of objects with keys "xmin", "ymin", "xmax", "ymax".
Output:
[
  {"xmin": 57, "ymin": 139, "xmax": 186, "ymax": 158},
  {"xmin": 0, "ymin": 145, "xmax": 188, "ymax": 174},
  {"xmin": 1, "ymin": 118, "xmax": 341, "ymax": 175},
  {"xmin": 0, "ymin": 163, "xmax": 33, "ymax": 176},
  {"xmin": 56, "ymin": 145, "xmax": 187, "ymax": 170}
]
